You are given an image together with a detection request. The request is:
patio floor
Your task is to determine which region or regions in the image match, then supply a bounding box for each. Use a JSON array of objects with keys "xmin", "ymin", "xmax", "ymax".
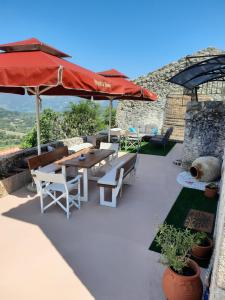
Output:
[{"xmin": 0, "ymin": 144, "xmax": 187, "ymax": 300}]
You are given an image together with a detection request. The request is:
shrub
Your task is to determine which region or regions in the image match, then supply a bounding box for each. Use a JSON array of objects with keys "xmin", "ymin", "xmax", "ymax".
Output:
[
  {"xmin": 194, "ymin": 232, "xmax": 208, "ymax": 246},
  {"xmin": 62, "ymin": 101, "xmax": 104, "ymax": 137},
  {"xmin": 156, "ymin": 224, "xmax": 195, "ymax": 274}
]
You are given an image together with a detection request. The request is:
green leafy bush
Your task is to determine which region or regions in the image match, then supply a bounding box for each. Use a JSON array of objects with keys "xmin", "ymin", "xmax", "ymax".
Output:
[
  {"xmin": 156, "ymin": 224, "xmax": 195, "ymax": 274},
  {"xmin": 21, "ymin": 127, "xmax": 37, "ymax": 149},
  {"xmin": 21, "ymin": 101, "xmax": 110, "ymax": 149},
  {"xmin": 62, "ymin": 101, "xmax": 104, "ymax": 137},
  {"xmin": 194, "ymin": 232, "xmax": 208, "ymax": 246}
]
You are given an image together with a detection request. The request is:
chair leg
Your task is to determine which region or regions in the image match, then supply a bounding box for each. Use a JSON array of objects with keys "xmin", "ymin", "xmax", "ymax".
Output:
[
  {"xmin": 40, "ymin": 193, "xmax": 44, "ymax": 214},
  {"xmin": 77, "ymin": 179, "xmax": 81, "ymax": 209},
  {"xmin": 66, "ymin": 194, "xmax": 70, "ymax": 219}
]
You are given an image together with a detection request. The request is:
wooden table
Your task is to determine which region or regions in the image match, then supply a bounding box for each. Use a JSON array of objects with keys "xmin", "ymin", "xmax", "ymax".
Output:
[{"xmin": 56, "ymin": 148, "xmax": 114, "ymax": 202}]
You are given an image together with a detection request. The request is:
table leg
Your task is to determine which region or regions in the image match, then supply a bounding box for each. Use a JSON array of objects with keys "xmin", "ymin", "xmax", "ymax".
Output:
[{"xmin": 81, "ymin": 168, "xmax": 88, "ymax": 202}]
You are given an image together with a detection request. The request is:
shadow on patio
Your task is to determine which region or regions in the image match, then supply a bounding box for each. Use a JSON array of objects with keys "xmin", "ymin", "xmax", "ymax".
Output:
[{"xmin": 0, "ymin": 144, "xmax": 183, "ymax": 300}]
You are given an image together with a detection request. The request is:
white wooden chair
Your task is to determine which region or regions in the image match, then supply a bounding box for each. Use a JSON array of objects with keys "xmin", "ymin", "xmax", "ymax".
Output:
[
  {"xmin": 34, "ymin": 171, "xmax": 81, "ymax": 219},
  {"xmin": 89, "ymin": 142, "xmax": 119, "ymax": 178},
  {"xmin": 99, "ymin": 142, "xmax": 119, "ymax": 162}
]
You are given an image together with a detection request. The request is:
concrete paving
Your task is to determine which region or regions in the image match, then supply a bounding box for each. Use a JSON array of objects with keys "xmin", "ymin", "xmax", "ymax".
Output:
[{"xmin": 0, "ymin": 144, "xmax": 189, "ymax": 300}]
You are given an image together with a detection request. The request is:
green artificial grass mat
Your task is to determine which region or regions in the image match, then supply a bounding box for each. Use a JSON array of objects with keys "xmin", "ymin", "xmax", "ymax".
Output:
[
  {"xmin": 149, "ymin": 188, "xmax": 218, "ymax": 268},
  {"xmin": 121, "ymin": 140, "xmax": 176, "ymax": 156}
]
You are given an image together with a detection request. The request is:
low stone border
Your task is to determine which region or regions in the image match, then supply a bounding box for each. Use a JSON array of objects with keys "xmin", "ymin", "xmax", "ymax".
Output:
[{"xmin": 0, "ymin": 169, "xmax": 32, "ymax": 197}]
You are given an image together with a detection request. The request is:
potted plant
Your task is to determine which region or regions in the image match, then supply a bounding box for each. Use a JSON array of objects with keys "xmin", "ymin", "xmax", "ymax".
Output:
[
  {"xmin": 156, "ymin": 224, "xmax": 203, "ymax": 300},
  {"xmin": 192, "ymin": 232, "xmax": 213, "ymax": 260},
  {"xmin": 204, "ymin": 182, "xmax": 218, "ymax": 198}
]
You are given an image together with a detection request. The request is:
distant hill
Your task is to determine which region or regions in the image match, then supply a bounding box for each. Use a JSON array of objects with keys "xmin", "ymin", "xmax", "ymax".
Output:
[
  {"xmin": 0, "ymin": 107, "xmax": 35, "ymax": 149},
  {"xmin": 0, "ymin": 94, "xmax": 110, "ymax": 113},
  {"xmin": 0, "ymin": 107, "xmax": 35, "ymax": 133}
]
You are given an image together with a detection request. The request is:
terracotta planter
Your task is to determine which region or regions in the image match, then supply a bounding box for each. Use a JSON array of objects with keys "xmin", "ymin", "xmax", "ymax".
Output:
[
  {"xmin": 162, "ymin": 259, "xmax": 203, "ymax": 300},
  {"xmin": 192, "ymin": 238, "xmax": 213, "ymax": 260},
  {"xmin": 204, "ymin": 187, "xmax": 217, "ymax": 198}
]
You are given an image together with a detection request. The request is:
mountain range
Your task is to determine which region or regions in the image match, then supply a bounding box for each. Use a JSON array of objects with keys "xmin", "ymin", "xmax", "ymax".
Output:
[{"xmin": 0, "ymin": 94, "xmax": 110, "ymax": 113}]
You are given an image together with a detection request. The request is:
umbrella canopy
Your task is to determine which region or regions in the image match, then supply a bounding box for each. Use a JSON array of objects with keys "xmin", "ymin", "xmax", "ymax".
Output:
[
  {"xmin": 97, "ymin": 68, "xmax": 129, "ymax": 78},
  {"xmin": 0, "ymin": 38, "xmax": 142, "ymax": 153},
  {"xmin": 96, "ymin": 69, "xmax": 157, "ymax": 141},
  {"xmin": 96, "ymin": 69, "xmax": 157, "ymax": 101},
  {"xmin": 0, "ymin": 38, "xmax": 122, "ymax": 97},
  {"xmin": 77, "ymin": 69, "xmax": 157, "ymax": 100}
]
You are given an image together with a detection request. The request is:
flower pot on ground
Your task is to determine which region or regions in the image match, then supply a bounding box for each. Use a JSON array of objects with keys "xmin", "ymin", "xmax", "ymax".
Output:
[
  {"xmin": 204, "ymin": 183, "xmax": 218, "ymax": 198},
  {"xmin": 192, "ymin": 232, "xmax": 213, "ymax": 260},
  {"xmin": 156, "ymin": 224, "xmax": 203, "ymax": 300}
]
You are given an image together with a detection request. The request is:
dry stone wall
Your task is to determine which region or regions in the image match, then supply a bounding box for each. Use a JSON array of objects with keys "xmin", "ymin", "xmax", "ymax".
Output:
[
  {"xmin": 182, "ymin": 101, "xmax": 225, "ymax": 169},
  {"xmin": 116, "ymin": 47, "xmax": 225, "ymax": 136}
]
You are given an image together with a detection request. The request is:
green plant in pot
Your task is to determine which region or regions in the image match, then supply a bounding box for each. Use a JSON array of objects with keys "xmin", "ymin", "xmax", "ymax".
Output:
[
  {"xmin": 192, "ymin": 231, "xmax": 213, "ymax": 260},
  {"xmin": 156, "ymin": 224, "xmax": 203, "ymax": 300},
  {"xmin": 204, "ymin": 182, "xmax": 218, "ymax": 198}
]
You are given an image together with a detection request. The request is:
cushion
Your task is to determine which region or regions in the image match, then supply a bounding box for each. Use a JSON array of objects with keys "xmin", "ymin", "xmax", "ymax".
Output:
[
  {"xmin": 151, "ymin": 128, "xmax": 158, "ymax": 135},
  {"xmin": 129, "ymin": 127, "xmax": 136, "ymax": 133}
]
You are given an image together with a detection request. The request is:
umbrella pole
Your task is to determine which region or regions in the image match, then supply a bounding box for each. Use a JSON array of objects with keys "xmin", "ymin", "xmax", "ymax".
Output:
[
  {"xmin": 108, "ymin": 99, "xmax": 113, "ymax": 142},
  {"xmin": 35, "ymin": 92, "xmax": 41, "ymax": 155}
]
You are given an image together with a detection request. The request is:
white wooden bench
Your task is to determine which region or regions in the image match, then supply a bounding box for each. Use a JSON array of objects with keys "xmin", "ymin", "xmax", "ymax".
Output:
[{"xmin": 97, "ymin": 153, "xmax": 137, "ymax": 207}]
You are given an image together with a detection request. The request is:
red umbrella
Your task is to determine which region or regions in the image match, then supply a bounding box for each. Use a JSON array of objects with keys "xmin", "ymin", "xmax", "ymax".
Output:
[
  {"xmin": 96, "ymin": 69, "xmax": 157, "ymax": 141},
  {"xmin": 97, "ymin": 69, "xmax": 157, "ymax": 101},
  {"xmin": 0, "ymin": 38, "xmax": 122, "ymax": 96},
  {"xmin": 0, "ymin": 39, "xmax": 134, "ymax": 153}
]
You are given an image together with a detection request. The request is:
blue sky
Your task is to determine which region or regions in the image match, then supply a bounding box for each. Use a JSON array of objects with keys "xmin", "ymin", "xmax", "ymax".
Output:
[{"xmin": 0, "ymin": 0, "xmax": 225, "ymax": 79}]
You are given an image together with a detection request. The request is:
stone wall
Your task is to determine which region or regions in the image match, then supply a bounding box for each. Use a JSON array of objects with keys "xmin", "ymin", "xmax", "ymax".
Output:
[
  {"xmin": 0, "ymin": 137, "xmax": 83, "ymax": 177},
  {"xmin": 116, "ymin": 98, "xmax": 166, "ymax": 130},
  {"xmin": 182, "ymin": 101, "xmax": 225, "ymax": 169},
  {"xmin": 162, "ymin": 94, "xmax": 212, "ymax": 141},
  {"xmin": 116, "ymin": 47, "xmax": 225, "ymax": 135}
]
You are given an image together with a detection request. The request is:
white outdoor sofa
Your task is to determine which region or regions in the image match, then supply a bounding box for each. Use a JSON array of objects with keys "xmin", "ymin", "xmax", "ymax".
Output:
[
  {"xmin": 97, "ymin": 153, "xmax": 137, "ymax": 207},
  {"xmin": 68, "ymin": 142, "xmax": 93, "ymax": 153}
]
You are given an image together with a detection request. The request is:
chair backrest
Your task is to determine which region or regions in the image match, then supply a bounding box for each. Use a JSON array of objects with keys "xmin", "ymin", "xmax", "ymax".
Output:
[
  {"xmin": 110, "ymin": 129, "xmax": 121, "ymax": 137},
  {"xmin": 163, "ymin": 127, "xmax": 173, "ymax": 142},
  {"xmin": 100, "ymin": 142, "xmax": 119, "ymax": 153},
  {"xmin": 27, "ymin": 146, "xmax": 69, "ymax": 171},
  {"xmin": 34, "ymin": 170, "xmax": 66, "ymax": 184}
]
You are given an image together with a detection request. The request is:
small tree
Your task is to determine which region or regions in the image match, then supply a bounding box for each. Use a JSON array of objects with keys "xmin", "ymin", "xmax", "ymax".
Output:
[
  {"xmin": 21, "ymin": 101, "xmax": 108, "ymax": 149},
  {"xmin": 21, "ymin": 127, "xmax": 37, "ymax": 148},
  {"xmin": 62, "ymin": 101, "xmax": 104, "ymax": 137},
  {"xmin": 39, "ymin": 109, "xmax": 64, "ymax": 143},
  {"xmin": 21, "ymin": 109, "xmax": 63, "ymax": 148}
]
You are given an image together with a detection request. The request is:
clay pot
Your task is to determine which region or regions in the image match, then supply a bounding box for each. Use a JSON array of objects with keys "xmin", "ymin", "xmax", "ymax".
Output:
[
  {"xmin": 192, "ymin": 238, "xmax": 213, "ymax": 260},
  {"xmin": 190, "ymin": 156, "xmax": 221, "ymax": 182},
  {"xmin": 204, "ymin": 186, "xmax": 217, "ymax": 198},
  {"xmin": 162, "ymin": 259, "xmax": 203, "ymax": 300}
]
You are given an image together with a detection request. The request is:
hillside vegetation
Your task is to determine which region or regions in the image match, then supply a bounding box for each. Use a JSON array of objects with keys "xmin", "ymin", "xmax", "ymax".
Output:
[
  {"xmin": 0, "ymin": 102, "xmax": 116, "ymax": 150},
  {"xmin": 0, "ymin": 108, "xmax": 35, "ymax": 149}
]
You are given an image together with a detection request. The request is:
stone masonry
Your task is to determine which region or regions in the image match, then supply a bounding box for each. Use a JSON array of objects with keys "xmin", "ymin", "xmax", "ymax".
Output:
[
  {"xmin": 116, "ymin": 47, "xmax": 225, "ymax": 138},
  {"xmin": 163, "ymin": 94, "xmax": 212, "ymax": 141},
  {"xmin": 182, "ymin": 101, "xmax": 225, "ymax": 169}
]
